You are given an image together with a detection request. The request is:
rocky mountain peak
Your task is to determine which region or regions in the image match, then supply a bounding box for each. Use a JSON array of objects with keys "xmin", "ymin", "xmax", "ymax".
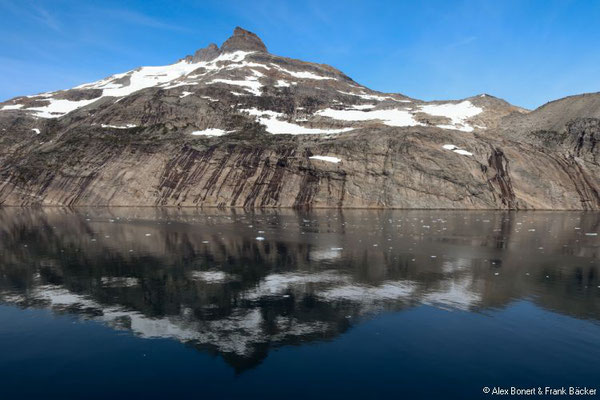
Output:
[
  {"xmin": 220, "ymin": 27, "xmax": 268, "ymax": 53},
  {"xmin": 0, "ymin": 26, "xmax": 599, "ymax": 210},
  {"xmin": 190, "ymin": 43, "xmax": 219, "ymax": 62}
]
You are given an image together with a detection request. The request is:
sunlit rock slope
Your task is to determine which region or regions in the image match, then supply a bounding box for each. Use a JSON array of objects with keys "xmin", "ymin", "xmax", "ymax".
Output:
[{"xmin": 1, "ymin": 27, "xmax": 599, "ymax": 209}]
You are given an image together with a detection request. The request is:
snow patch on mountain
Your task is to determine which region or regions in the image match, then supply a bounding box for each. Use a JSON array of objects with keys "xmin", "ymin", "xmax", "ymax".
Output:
[
  {"xmin": 191, "ymin": 128, "xmax": 230, "ymax": 136},
  {"xmin": 101, "ymin": 124, "xmax": 137, "ymax": 129},
  {"xmin": 1, "ymin": 104, "xmax": 23, "ymax": 110},
  {"xmin": 442, "ymin": 144, "xmax": 473, "ymax": 156},
  {"xmin": 419, "ymin": 101, "xmax": 482, "ymax": 132},
  {"xmin": 309, "ymin": 155, "xmax": 341, "ymax": 163},
  {"xmin": 243, "ymin": 108, "xmax": 353, "ymax": 135},
  {"xmin": 208, "ymin": 78, "xmax": 263, "ymax": 96},
  {"xmin": 27, "ymin": 98, "xmax": 99, "ymax": 118},
  {"xmin": 271, "ymin": 64, "xmax": 335, "ymax": 80},
  {"xmin": 316, "ymin": 108, "xmax": 422, "ymax": 127},
  {"xmin": 275, "ymin": 80, "xmax": 291, "ymax": 87},
  {"xmin": 338, "ymin": 90, "xmax": 410, "ymax": 102},
  {"xmin": 14, "ymin": 51, "xmax": 258, "ymax": 119}
]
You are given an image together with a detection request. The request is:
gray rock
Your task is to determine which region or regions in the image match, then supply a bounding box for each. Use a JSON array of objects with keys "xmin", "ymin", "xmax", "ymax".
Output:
[
  {"xmin": 0, "ymin": 27, "xmax": 599, "ymax": 209},
  {"xmin": 220, "ymin": 27, "xmax": 268, "ymax": 53},
  {"xmin": 191, "ymin": 43, "xmax": 219, "ymax": 62}
]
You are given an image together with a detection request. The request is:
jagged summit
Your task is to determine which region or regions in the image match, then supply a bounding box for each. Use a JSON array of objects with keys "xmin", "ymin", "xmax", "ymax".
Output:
[
  {"xmin": 190, "ymin": 43, "xmax": 219, "ymax": 62},
  {"xmin": 186, "ymin": 27, "xmax": 267, "ymax": 63},
  {"xmin": 221, "ymin": 27, "xmax": 268, "ymax": 53}
]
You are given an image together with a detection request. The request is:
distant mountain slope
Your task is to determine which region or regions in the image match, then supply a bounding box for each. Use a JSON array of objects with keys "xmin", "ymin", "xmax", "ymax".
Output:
[{"xmin": 0, "ymin": 27, "xmax": 598, "ymax": 209}]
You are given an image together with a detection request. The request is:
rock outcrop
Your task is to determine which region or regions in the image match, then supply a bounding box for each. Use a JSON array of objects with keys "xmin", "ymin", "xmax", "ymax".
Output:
[{"xmin": 0, "ymin": 27, "xmax": 599, "ymax": 209}]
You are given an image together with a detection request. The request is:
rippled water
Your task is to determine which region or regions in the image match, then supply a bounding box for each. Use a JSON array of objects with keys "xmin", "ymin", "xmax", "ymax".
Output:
[{"xmin": 0, "ymin": 208, "xmax": 599, "ymax": 399}]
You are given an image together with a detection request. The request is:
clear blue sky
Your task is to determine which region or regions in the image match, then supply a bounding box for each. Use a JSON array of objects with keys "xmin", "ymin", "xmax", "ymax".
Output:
[{"xmin": 1, "ymin": 0, "xmax": 599, "ymax": 109}]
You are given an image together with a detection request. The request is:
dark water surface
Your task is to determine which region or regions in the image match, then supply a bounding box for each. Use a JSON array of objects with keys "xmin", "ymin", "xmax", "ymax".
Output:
[{"xmin": 0, "ymin": 208, "xmax": 599, "ymax": 399}]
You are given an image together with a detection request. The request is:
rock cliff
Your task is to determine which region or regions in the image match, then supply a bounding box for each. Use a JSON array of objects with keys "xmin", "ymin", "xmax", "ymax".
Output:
[{"xmin": 0, "ymin": 27, "xmax": 599, "ymax": 209}]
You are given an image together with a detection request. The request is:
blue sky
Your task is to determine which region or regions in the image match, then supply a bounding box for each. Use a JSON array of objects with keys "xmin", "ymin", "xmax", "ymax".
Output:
[{"xmin": 0, "ymin": 0, "xmax": 599, "ymax": 109}]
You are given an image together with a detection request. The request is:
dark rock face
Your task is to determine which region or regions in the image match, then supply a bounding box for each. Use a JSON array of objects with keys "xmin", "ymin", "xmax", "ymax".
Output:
[
  {"xmin": 191, "ymin": 43, "xmax": 220, "ymax": 62},
  {"xmin": 0, "ymin": 27, "xmax": 599, "ymax": 209},
  {"xmin": 220, "ymin": 27, "xmax": 268, "ymax": 53}
]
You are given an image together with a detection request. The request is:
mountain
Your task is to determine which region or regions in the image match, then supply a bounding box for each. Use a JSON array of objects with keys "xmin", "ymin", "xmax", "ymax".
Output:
[{"xmin": 0, "ymin": 27, "xmax": 598, "ymax": 209}]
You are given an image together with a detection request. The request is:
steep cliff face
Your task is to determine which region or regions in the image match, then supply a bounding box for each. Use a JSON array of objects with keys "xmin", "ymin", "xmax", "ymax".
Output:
[{"xmin": 0, "ymin": 27, "xmax": 599, "ymax": 209}]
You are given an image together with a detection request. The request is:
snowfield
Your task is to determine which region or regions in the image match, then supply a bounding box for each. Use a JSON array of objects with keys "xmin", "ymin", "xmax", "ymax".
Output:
[
  {"xmin": 191, "ymin": 128, "xmax": 230, "ymax": 136},
  {"xmin": 419, "ymin": 101, "xmax": 482, "ymax": 132},
  {"xmin": 26, "ymin": 98, "xmax": 99, "ymax": 118},
  {"xmin": 208, "ymin": 78, "xmax": 263, "ymax": 96},
  {"xmin": 243, "ymin": 108, "xmax": 353, "ymax": 135},
  {"xmin": 316, "ymin": 108, "xmax": 422, "ymax": 127}
]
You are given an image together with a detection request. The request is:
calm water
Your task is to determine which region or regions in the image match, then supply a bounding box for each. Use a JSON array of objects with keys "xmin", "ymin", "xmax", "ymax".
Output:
[{"xmin": 0, "ymin": 208, "xmax": 599, "ymax": 399}]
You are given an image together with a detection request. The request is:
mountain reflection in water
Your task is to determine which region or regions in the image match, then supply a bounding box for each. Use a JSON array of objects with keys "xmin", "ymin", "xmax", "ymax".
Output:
[{"xmin": 0, "ymin": 208, "xmax": 598, "ymax": 372}]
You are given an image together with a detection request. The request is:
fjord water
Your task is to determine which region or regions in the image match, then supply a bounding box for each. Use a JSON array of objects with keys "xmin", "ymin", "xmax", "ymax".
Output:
[{"xmin": 0, "ymin": 208, "xmax": 598, "ymax": 399}]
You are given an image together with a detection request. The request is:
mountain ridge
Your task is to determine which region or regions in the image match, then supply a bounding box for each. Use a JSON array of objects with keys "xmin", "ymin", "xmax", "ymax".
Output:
[{"xmin": 0, "ymin": 27, "xmax": 599, "ymax": 209}]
